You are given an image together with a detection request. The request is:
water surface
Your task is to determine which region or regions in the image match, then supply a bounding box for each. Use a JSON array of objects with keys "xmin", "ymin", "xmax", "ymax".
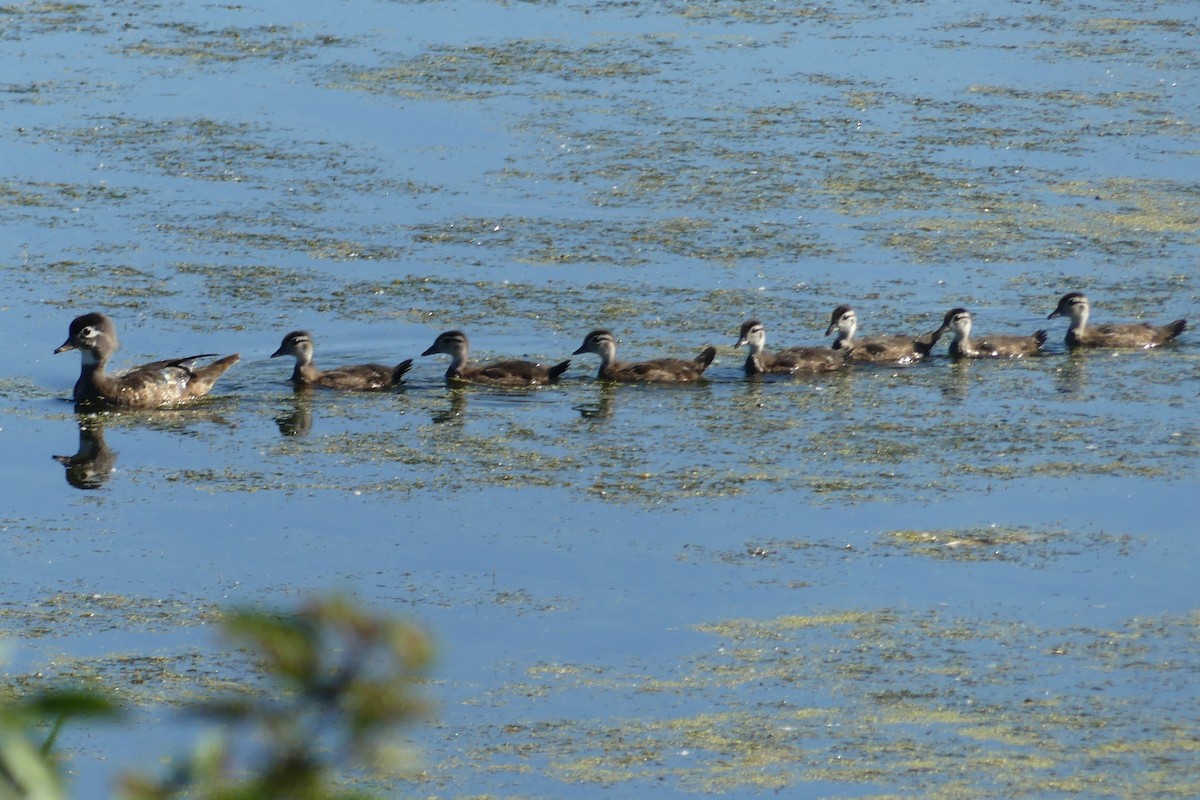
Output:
[{"xmin": 1, "ymin": 0, "xmax": 1197, "ymax": 796}]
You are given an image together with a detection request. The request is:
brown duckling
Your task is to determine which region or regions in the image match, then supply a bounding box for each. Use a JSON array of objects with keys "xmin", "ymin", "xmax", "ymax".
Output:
[
  {"xmin": 824, "ymin": 305, "xmax": 938, "ymax": 364},
  {"xmin": 271, "ymin": 330, "xmax": 411, "ymax": 391},
  {"xmin": 734, "ymin": 320, "xmax": 844, "ymax": 375},
  {"xmin": 573, "ymin": 329, "xmax": 716, "ymax": 383},
  {"xmin": 1048, "ymin": 292, "xmax": 1186, "ymax": 349},
  {"xmin": 933, "ymin": 308, "xmax": 1047, "ymax": 358},
  {"xmin": 55, "ymin": 312, "xmax": 239, "ymax": 409},
  {"xmin": 421, "ymin": 330, "xmax": 570, "ymax": 386}
]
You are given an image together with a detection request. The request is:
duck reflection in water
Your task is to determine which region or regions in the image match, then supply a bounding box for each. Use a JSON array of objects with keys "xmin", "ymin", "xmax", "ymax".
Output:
[
  {"xmin": 575, "ymin": 383, "xmax": 617, "ymax": 420},
  {"xmin": 1054, "ymin": 352, "xmax": 1088, "ymax": 396},
  {"xmin": 432, "ymin": 387, "xmax": 468, "ymax": 425},
  {"xmin": 275, "ymin": 390, "xmax": 314, "ymax": 437},
  {"xmin": 53, "ymin": 417, "xmax": 117, "ymax": 490},
  {"xmin": 939, "ymin": 360, "xmax": 973, "ymax": 404}
]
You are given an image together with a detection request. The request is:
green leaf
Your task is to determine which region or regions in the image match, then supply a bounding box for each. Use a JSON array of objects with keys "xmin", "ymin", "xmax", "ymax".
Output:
[{"xmin": 20, "ymin": 690, "xmax": 121, "ymax": 720}]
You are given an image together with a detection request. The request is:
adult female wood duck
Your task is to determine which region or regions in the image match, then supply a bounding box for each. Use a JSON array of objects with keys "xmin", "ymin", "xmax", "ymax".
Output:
[
  {"xmin": 55, "ymin": 312, "xmax": 239, "ymax": 409},
  {"xmin": 271, "ymin": 330, "xmax": 412, "ymax": 391},
  {"xmin": 421, "ymin": 330, "xmax": 570, "ymax": 386},
  {"xmin": 1047, "ymin": 292, "xmax": 1186, "ymax": 349},
  {"xmin": 824, "ymin": 305, "xmax": 938, "ymax": 364},
  {"xmin": 734, "ymin": 320, "xmax": 844, "ymax": 374},
  {"xmin": 932, "ymin": 308, "xmax": 1047, "ymax": 358},
  {"xmin": 573, "ymin": 329, "xmax": 716, "ymax": 382}
]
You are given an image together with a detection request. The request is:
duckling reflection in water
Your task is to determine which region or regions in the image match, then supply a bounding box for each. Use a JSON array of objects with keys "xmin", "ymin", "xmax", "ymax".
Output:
[
  {"xmin": 1047, "ymin": 292, "xmax": 1187, "ymax": 349},
  {"xmin": 53, "ymin": 418, "xmax": 117, "ymax": 489},
  {"xmin": 575, "ymin": 383, "xmax": 617, "ymax": 420},
  {"xmin": 55, "ymin": 312, "xmax": 239, "ymax": 409},
  {"xmin": 275, "ymin": 392, "xmax": 314, "ymax": 437},
  {"xmin": 573, "ymin": 329, "xmax": 716, "ymax": 383},
  {"xmin": 431, "ymin": 387, "xmax": 469, "ymax": 425}
]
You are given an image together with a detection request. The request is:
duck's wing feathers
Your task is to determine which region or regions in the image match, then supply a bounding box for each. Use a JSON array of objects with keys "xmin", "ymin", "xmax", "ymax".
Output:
[
  {"xmin": 847, "ymin": 336, "xmax": 925, "ymax": 363},
  {"xmin": 973, "ymin": 331, "xmax": 1047, "ymax": 357},
  {"xmin": 770, "ymin": 346, "xmax": 845, "ymax": 373},
  {"xmin": 132, "ymin": 353, "xmax": 221, "ymax": 372},
  {"xmin": 465, "ymin": 359, "xmax": 566, "ymax": 386},
  {"xmin": 613, "ymin": 357, "xmax": 709, "ymax": 382},
  {"xmin": 317, "ymin": 360, "xmax": 411, "ymax": 391},
  {"xmin": 1083, "ymin": 320, "xmax": 1187, "ymax": 348},
  {"xmin": 181, "ymin": 354, "xmax": 240, "ymax": 399},
  {"xmin": 105, "ymin": 353, "xmax": 238, "ymax": 405}
]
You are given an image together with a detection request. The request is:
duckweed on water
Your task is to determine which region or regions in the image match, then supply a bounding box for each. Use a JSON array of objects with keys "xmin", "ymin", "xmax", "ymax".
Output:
[
  {"xmin": 0, "ymin": 2, "xmax": 96, "ymax": 36},
  {"xmin": 41, "ymin": 115, "xmax": 368, "ymax": 185},
  {"xmin": 5, "ymin": 652, "xmax": 252, "ymax": 708},
  {"xmin": 123, "ymin": 23, "xmax": 348, "ymax": 64},
  {"xmin": 879, "ymin": 525, "xmax": 1137, "ymax": 564},
  {"xmin": 125, "ymin": 346, "xmax": 1192, "ymax": 508},
  {"xmin": 0, "ymin": 592, "xmax": 220, "ymax": 639},
  {"xmin": 337, "ymin": 37, "xmax": 663, "ymax": 102},
  {"xmin": 3, "ymin": 1, "xmax": 1197, "ymax": 796},
  {"xmin": 444, "ymin": 609, "xmax": 1200, "ymax": 797}
]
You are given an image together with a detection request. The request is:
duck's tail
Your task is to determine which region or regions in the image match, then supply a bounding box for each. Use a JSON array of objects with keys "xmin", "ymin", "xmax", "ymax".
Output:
[
  {"xmin": 694, "ymin": 346, "xmax": 717, "ymax": 372},
  {"xmin": 392, "ymin": 359, "xmax": 414, "ymax": 383},
  {"xmin": 187, "ymin": 353, "xmax": 240, "ymax": 396},
  {"xmin": 913, "ymin": 328, "xmax": 944, "ymax": 356},
  {"xmin": 548, "ymin": 359, "xmax": 571, "ymax": 382}
]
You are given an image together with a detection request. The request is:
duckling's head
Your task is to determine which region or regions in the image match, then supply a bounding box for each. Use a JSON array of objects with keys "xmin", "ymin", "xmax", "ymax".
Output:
[
  {"xmin": 423, "ymin": 330, "xmax": 469, "ymax": 359},
  {"xmin": 271, "ymin": 330, "xmax": 315, "ymax": 364},
  {"xmin": 734, "ymin": 320, "xmax": 767, "ymax": 354},
  {"xmin": 573, "ymin": 329, "xmax": 617, "ymax": 358},
  {"xmin": 1049, "ymin": 292, "xmax": 1088, "ymax": 323},
  {"xmin": 935, "ymin": 308, "xmax": 972, "ymax": 341},
  {"xmin": 825, "ymin": 305, "xmax": 857, "ymax": 339}
]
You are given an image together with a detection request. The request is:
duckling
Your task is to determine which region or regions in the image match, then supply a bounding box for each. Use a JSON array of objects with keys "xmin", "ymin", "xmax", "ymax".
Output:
[
  {"xmin": 734, "ymin": 320, "xmax": 844, "ymax": 375},
  {"xmin": 573, "ymin": 329, "xmax": 716, "ymax": 383},
  {"xmin": 271, "ymin": 330, "xmax": 411, "ymax": 391},
  {"xmin": 1048, "ymin": 292, "xmax": 1186, "ymax": 349},
  {"xmin": 54, "ymin": 312, "xmax": 239, "ymax": 409},
  {"xmin": 933, "ymin": 308, "xmax": 1047, "ymax": 358},
  {"xmin": 421, "ymin": 330, "xmax": 570, "ymax": 386},
  {"xmin": 824, "ymin": 305, "xmax": 938, "ymax": 364}
]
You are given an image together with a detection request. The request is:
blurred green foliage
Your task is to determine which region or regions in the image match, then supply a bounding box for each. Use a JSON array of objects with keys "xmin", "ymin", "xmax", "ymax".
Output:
[{"xmin": 0, "ymin": 596, "xmax": 432, "ymax": 800}]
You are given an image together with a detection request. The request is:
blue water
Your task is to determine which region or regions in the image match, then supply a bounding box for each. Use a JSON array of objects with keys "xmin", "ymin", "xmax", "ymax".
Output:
[{"xmin": 2, "ymin": 0, "xmax": 1198, "ymax": 796}]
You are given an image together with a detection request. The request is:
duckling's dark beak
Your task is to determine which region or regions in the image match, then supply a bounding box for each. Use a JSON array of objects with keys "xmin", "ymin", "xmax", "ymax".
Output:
[
  {"xmin": 269, "ymin": 346, "xmax": 286, "ymax": 358},
  {"xmin": 733, "ymin": 337, "xmax": 748, "ymax": 349},
  {"xmin": 824, "ymin": 323, "xmax": 836, "ymax": 337},
  {"xmin": 54, "ymin": 340, "xmax": 76, "ymax": 354},
  {"xmin": 421, "ymin": 344, "xmax": 439, "ymax": 357},
  {"xmin": 572, "ymin": 344, "xmax": 587, "ymax": 355},
  {"xmin": 1047, "ymin": 309, "xmax": 1062, "ymax": 320}
]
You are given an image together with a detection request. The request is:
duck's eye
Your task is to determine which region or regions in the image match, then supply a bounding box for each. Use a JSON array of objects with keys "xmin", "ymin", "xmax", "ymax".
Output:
[{"xmin": 80, "ymin": 326, "xmax": 96, "ymax": 339}]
